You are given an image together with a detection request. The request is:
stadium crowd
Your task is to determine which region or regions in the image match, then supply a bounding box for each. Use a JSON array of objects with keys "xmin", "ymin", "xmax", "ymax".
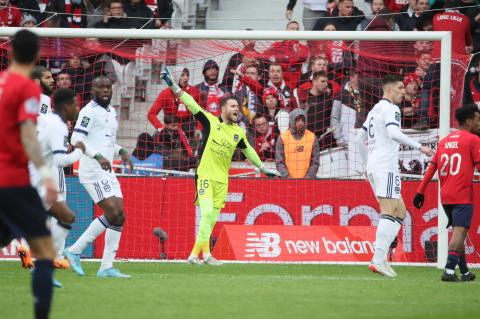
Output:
[{"xmin": 0, "ymin": 0, "xmax": 478, "ymax": 175}]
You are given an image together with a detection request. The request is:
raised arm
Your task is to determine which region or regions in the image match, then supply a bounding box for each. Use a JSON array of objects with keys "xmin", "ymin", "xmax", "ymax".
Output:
[{"xmin": 161, "ymin": 65, "xmax": 203, "ymax": 115}]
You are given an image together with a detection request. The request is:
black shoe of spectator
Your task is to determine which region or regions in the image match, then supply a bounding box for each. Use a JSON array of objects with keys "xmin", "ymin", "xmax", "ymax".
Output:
[
  {"xmin": 461, "ymin": 272, "xmax": 476, "ymax": 282},
  {"xmin": 441, "ymin": 272, "xmax": 460, "ymax": 282}
]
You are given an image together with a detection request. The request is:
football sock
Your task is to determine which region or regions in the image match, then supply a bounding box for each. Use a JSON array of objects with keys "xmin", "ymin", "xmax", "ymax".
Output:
[
  {"xmin": 69, "ymin": 216, "xmax": 107, "ymax": 254},
  {"xmin": 51, "ymin": 218, "xmax": 71, "ymax": 258},
  {"xmin": 193, "ymin": 200, "xmax": 220, "ymax": 258},
  {"xmin": 372, "ymin": 214, "xmax": 396, "ymax": 264},
  {"xmin": 458, "ymin": 253, "xmax": 469, "ymax": 275},
  {"xmin": 445, "ymin": 250, "xmax": 461, "ymax": 275},
  {"xmin": 189, "ymin": 242, "xmax": 203, "ymax": 258},
  {"xmin": 32, "ymin": 259, "xmax": 53, "ymax": 319},
  {"xmin": 100, "ymin": 226, "xmax": 122, "ymax": 271},
  {"xmin": 384, "ymin": 217, "xmax": 403, "ymax": 260}
]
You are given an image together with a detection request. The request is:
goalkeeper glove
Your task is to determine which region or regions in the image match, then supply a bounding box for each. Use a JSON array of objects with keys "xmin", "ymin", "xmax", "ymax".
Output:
[
  {"xmin": 413, "ymin": 193, "xmax": 425, "ymax": 209},
  {"xmin": 160, "ymin": 65, "xmax": 181, "ymax": 94},
  {"xmin": 258, "ymin": 164, "xmax": 280, "ymax": 178}
]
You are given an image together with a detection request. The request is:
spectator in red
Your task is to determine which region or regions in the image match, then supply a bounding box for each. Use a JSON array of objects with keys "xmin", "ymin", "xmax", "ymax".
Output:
[
  {"xmin": 258, "ymin": 87, "xmax": 290, "ymax": 134},
  {"xmin": 0, "ymin": 0, "xmax": 21, "ymax": 27},
  {"xmin": 196, "ymin": 59, "xmax": 225, "ymax": 116},
  {"xmin": 395, "ymin": 0, "xmax": 429, "ymax": 31},
  {"xmin": 314, "ymin": 0, "xmax": 364, "ymax": 31},
  {"xmin": 300, "ymin": 71, "xmax": 334, "ymax": 150},
  {"xmin": 149, "ymin": 67, "xmax": 201, "ymax": 138},
  {"xmin": 154, "ymin": 115, "xmax": 195, "ymax": 172},
  {"xmin": 248, "ymin": 114, "xmax": 277, "ymax": 162},
  {"xmin": 400, "ymin": 73, "xmax": 420, "ymax": 128},
  {"xmin": 384, "ymin": 0, "xmax": 408, "ymax": 13},
  {"xmin": 45, "ymin": 0, "xmax": 88, "ymax": 28},
  {"xmin": 432, "ymin": 0, "xmax": 472, "ymax": 55},
  {"xmin": 297, "ymin": 56, "xmax": 341, "ymax": 104},
  {"xmin": 56, "ymin": 71, "xmax": 83, "ymax": 108},
  {"xmin": 263, "ymin": 20, "xmax": 309, "ymax": 90},
  {"xmin": 11, "ymin": 0, "xmax": 41, "ymax": 21},
  {"xmin": 238, "ymin": 62, "xmax": 298, "ymax": 110},
  {"xmin": 232, "ymin": 65, "xmax": 263, "ymax": 123},
  {"xmin": 464, "ymin": 59, "xmax": 480, "ymax": 107},
  {"xmin": 220, "ymin": 32, "xmax": 260, "ymax": 93},
  {"xmin": 125, "ymin": 0, "xmax": 154, "ymax": 29}
]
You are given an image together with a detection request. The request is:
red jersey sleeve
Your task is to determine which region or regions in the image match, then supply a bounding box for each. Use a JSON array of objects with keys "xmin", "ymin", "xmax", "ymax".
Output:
[
  {"xmin": 148, "ymin": 89, "xmax": 170, "ymax": 129},
  {"xmin": 17, "ymin": 82, "xmax": 41, "ymax": 124},
  {"xmin": 470, "ymin": 135, "xmax": 480, "ymax": 165}
]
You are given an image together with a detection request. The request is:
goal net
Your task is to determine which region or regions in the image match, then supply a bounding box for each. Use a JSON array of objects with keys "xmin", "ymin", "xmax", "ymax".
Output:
[{"xmin": 0, "ymin": 28, "xmax": 475, "ymax": 266}]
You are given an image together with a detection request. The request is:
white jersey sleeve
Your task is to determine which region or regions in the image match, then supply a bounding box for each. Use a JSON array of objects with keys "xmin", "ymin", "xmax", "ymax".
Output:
[
  {"xmin": 38, "ymin": 94, "xmax": 52, "ymax": 117},
  {"xmin": 383, "ymin": 104, "xmax": 401, "ymax": 128}
]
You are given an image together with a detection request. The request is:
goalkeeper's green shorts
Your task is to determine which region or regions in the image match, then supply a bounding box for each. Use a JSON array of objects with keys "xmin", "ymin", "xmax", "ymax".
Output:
[{"xmin": 195, "ymin": 176, "xmax": 227, "ymax": 209}]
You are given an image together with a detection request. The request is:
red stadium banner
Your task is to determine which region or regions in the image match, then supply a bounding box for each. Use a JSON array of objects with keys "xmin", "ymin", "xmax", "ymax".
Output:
[
  {"xmin": 92, "ymin": 178, "xmax": 480, "ymax": 263},
  {"xmin": 212, "ymin": 225, "xmax": 408, "ymax": 262}
]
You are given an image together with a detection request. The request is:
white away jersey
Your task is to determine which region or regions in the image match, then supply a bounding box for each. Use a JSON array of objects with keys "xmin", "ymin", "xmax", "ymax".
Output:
[
  {"xmin": 38, "ymin": 94, "xmax": 52, "ymax": 117},
  {"xmin": 72, "ymin": 100, "xmax": 120, "ymax": 183},
  {"xmin": 29, "ymin": 113, "xmax": 81, "ymax": 193},
  {"xmin": 362, "ymin": 98, "xmax": 401, "ymax": 174}
]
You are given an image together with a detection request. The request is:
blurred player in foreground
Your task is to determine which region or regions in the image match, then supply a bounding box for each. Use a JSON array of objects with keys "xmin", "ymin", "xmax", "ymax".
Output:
[
  {"xmin": 355, "ymin": 74, "xmax": 434, "ymax": 277},
  {"xmin": 0, "ymin": 29, "xmax": 58, "ymax": 319},
  {"xmin": 19, "ymin": 89, "xmax": 85, "ymax": 283},
  {"xmin": 65, "ymin": 76, "xmax": 133, "ymax": 278},
  {"xmin": 161, "ymin": 65, "xmax": 279, "ymax": 265},
  {"xmin": 414, "ymin": 104, "xmax": 480, "ymax": 282}
]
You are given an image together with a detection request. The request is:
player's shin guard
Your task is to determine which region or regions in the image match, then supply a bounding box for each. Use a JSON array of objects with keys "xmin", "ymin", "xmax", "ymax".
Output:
[
  {"xmin": 372, "ymin": 214, "xmax": 397, "ymax": 264},
  {"xmin": 32, "ymin": 259, "xmax": 54, "ymax": 319},
  {"xmin": 445, "ymin": 250, "xmax": 461, "ymax": 274},
  {"xmin": 100, "ymin": 226, "xmax": 122, "ymax": 271},
  {"xmin": 52, "ymin": 219, "xmax": 71, "ymax": 258},
  {"xmin": 68, "ymin": 216, "xmax": 108, "ymax": 254}
]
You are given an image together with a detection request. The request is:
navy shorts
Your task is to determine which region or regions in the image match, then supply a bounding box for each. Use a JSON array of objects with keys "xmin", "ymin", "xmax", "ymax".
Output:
[
  {"xmin": 442, "ymin": 204, "xmax": 473, "ymax": 229},
  {"xmin": 0, "ymin": 186, "xmax": 50, "ymax": 246}
]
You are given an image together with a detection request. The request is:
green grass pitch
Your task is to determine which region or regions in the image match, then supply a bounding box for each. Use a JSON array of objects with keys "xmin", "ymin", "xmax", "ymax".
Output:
[{"xmin": 1, "ymin": 261, "xmax": 479, "ymax": 319}]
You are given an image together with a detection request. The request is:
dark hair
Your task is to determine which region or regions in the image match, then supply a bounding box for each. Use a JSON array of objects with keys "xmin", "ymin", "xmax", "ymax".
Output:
[
  {"xmin": 382, "ymin": 74, "xmax": 403, "ymax": 87},
  {"xmin": 269, "ymin": 62, "xmax": 283, "ymax": 71},
  {"xmin": 253, "ymin": 113, "xmax": 267, "ymax": 123},
  {"xmin": 109, "ymin": 0, "xmax": 123, "ymax": 8},
  {"xmin": 219, "ymin": 95, "xmax": 239, "ymax": 108},
  {"xmin": 455, "ymin": 104, "xmax": 480, "ymax": 125},
  {"xmin": 312, "ymin": 71, "xmax": 328, "ymax": 80},
  {"xmin": 53, "ymin": 88, "xmax": 76, "ymax": 112},
  {"xmin": 31, "ymin": 65, "xmax": 49, "ymax": 81},
  {"xmin": 93, "ymin": 75, "xmax": 112, "ymax": 88},
  {"xmin": 11, "ymin": 30, "xmax": 39, "ymax": 64},
  {"xmin": 164, "ymin": 115, "xmax": 179, "ymax": 124}
]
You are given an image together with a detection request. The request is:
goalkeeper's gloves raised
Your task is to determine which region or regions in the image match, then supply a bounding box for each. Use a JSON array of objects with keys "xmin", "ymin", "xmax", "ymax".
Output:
[
  {"xmin": 258, "ymin": 163, "xmax": 280, "ymax": 178},
  {"xmin": 413, "ymin": 193, "xmax": 425, "ymax": 209},
  {"xmin": 160, "ymin": 65, "xmax": 181, "ymax": 94}
]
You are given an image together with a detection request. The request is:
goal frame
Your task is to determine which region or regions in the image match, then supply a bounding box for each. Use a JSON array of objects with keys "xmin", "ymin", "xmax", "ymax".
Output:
[{"xmin": 0, "ymin": 28, "xmax": 452, "ymax": 268}]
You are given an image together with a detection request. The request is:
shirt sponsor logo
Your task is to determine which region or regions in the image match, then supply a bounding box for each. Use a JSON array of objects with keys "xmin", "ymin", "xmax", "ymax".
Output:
[
  {"xmin": 395, "ymin": 111, "xmax": 400, "ymax": 122},
  {"xmin": 101, "ymin": 179, "xmax": 111, "ymax": 192},
  {"xmin": 80, "ymin": 116, "xmax": 90, "ymax": 128}
]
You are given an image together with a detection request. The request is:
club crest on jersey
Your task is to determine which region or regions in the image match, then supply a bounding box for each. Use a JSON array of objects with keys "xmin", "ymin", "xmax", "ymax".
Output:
[
  {"xmin": 395, "ymin": 112, "xmax": 400, "ymax": 122},
  {"xmin": 80, "ymin": 116, "xmax": 90, "ymax": 128},
  {"xmin": 199, "ymin": 189, "xmax": 205, "ymax": 195},
  {"xmin": 40, "ymin": 104, "xmax": 48, "ymax": 114},
  {"xmin": 64, "ymin": 136, "xmax": 68, "ymax": 147},
  {"xmin": 101, "ymin": 180, "xmax": 111, "ymax": 192},
  {"xmin": 233, "ymin": 134, "xmax": 239, "ymax": 141}
]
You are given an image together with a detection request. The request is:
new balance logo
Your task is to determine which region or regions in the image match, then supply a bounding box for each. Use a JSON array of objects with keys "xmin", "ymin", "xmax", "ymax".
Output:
[{"xmin": 244, "ymin": 232, "xmax": 281, "ymax": 258}]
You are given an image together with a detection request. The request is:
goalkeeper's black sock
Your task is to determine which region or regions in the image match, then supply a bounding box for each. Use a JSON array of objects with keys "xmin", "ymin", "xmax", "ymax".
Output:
[
  {"xmin": 32, "ymin": 259, "xmax": 54, "ymax": 319},
  {"xmin": 458, "ymin": 254, "xmax": 469, "ymax": 275},
  {"xmin": 445, "ymin": 250, "xmax": 460, "ymax": 275}
]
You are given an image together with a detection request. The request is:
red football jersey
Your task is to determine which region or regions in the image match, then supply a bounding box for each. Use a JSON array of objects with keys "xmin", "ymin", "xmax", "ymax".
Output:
[
  {"xmin": 432, "ymin": 130, "xmax": 480, "ymax": 204},
  {"xmin": 432, "ymin": 11, "xmax": 472, "ymax": 55},
  {"xmin": 0, "ymin": 72, "xmax": 41, "ymax": 187}
]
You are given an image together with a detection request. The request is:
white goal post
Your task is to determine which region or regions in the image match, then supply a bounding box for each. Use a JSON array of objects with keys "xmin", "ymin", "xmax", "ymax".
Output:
[{"xmin": 0, "ymin": 28, "xmax": 452, "ymax": 267}]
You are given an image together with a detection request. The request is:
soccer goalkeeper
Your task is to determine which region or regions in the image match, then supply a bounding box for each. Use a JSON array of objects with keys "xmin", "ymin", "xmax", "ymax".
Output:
[{"xmin": 161, "ymin": 65, "xmax": 279, "ymax": 265}]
